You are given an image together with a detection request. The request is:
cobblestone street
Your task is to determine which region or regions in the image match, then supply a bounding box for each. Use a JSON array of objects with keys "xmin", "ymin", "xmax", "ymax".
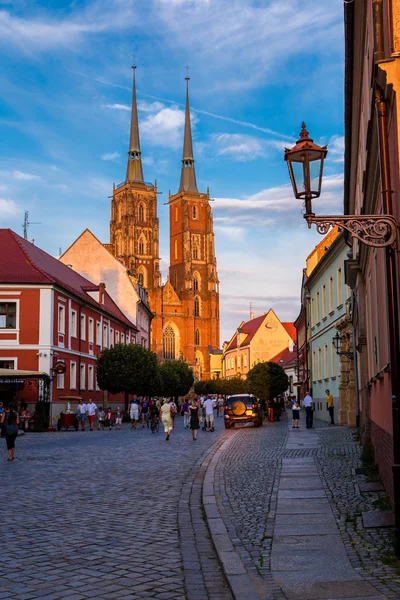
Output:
[{"xmin": 3, "ymin": 411, "xmax": 400, "ymax": 600}]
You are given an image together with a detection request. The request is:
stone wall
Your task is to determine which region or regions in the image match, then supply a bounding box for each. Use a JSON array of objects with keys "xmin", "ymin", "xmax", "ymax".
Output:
[{"xmin": 371, "ymin": 419, "xmax": 394, "ymax": 505}]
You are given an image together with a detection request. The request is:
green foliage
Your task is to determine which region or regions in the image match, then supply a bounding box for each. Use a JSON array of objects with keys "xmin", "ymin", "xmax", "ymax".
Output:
[
  {"xmin": 96, "ymin": 343, "xmax": 158, "ymax": 396},
  {"xmin": 158, "ymin": 360, "xmax": 194, "ymax": 398},
  {"xmin": 246, "ymin": 361, "xmax": 288, "ymax": 404},
  {"xmin": 194, "ymin": 375, "xmax": 246, "ymax": 397}
]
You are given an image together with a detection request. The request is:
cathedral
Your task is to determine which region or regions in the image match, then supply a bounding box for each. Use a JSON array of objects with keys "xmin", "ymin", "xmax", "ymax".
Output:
[{"xmin": 110, "ymin": 66, "xmax": 220, "ymax": 379}]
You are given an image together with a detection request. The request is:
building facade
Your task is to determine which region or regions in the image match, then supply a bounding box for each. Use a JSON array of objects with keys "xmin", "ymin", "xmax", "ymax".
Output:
[
  {"xmin": 344, "ymin": 0, "xmax": 400, "ymax": 500},
  {"xmin": 222, "ymin": 309, "xmax": 296, "ymax": 379},
  {"xmin": 110, "ymin": 69, "xmax": 220, "ymax": 378},
  {"xmin": 0, "ymin": 229, "xmax": 138, "ymax": 420}
]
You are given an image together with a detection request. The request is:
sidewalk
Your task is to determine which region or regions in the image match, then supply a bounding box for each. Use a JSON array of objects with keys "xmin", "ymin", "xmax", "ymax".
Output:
[
  {"xmin": 205, "ymin": 416, "xmax": 399, "ymax": 600},
  {"xmin": 271, "ymin": 425, "xmax": 384, "ymax": 600}
]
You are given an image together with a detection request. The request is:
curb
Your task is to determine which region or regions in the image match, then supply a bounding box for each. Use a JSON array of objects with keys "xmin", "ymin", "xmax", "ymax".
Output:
[{"xmin": 202, "ymin": 435, "xmax": 261, "ymax": 600}]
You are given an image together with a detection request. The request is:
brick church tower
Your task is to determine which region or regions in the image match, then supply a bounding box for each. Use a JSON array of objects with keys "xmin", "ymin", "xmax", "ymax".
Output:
[
  {"xmin": 110, "ymin": 65, "xmax": 160, "ymax": 291},
  {"xmin": 150, "ymin": 77, "xmax": 220, "ymax": 379}
]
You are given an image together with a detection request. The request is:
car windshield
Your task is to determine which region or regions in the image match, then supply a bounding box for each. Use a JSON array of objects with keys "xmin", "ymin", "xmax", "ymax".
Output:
[{"xmin": 227, "ymin": 396, "xmax": 254, "ymax": 407}]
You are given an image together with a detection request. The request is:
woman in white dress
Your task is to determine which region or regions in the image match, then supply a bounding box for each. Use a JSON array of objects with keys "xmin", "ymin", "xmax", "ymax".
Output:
[{"xmin": 160, "ymin": 398, "xmax": 173, "ymax": 441}]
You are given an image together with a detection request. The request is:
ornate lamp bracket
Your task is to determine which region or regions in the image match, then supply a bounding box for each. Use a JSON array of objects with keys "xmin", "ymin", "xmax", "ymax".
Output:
[{"xmin": 305, "ymin": 214, "xmax": 399, "ymax": 248}]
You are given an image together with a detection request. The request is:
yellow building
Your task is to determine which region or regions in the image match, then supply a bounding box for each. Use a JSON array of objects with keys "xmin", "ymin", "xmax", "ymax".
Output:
[{"xmin": 222, "ymin": 309, "xmax": 296, "ymax": 379}]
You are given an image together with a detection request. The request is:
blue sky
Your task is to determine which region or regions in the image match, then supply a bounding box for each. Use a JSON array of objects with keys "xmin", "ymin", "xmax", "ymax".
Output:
[{"xmin": 0, "ymin": 0, "xmax": 344, "ymax": 343}]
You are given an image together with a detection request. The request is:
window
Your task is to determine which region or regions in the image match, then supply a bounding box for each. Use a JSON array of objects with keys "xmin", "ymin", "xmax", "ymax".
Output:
[
  {"xmin": 174, "ymin": 240, "xmax": 178, "ymax": 261},
  {"xmin": 337, "ymin": 268, "xmax": 343, "ymax": 305},
  {"xmin": 237, "ymin": 355, "xmax": 241, "ymax": 369},
  {"xmin": 71, "ymin": 310, "xmax": 77, "ymax": 338},
  {"xmin": 318, "ymin": 348, "xmax": 322, "ymax": 380},
  {"xmin": 316, "ymin": 292, "xmax": 320, "ymax": 323},
  {"xmin": 331, "ymin": 341, "xmax": 336, "ymax": 377},
  {"xmin": 70, "ymin": 362, "xmax": 76, "ymax": 390},
  {"xmin": 88, "ymin": 318, "xmax": 94, "ymax": 344},
  {"xmin": 231, "ymin": 358, "xmax": 234, "ymax": 369},
  {"xmin": 80, "ymin": 364, "xmax": 85, "ymax": 390},
  {"xmin": 57, "ymin": 373, "xmax": 65, "ymax": 389},
  {"xmin": 0, "ymin": 359, "xmax": 14, "ymax": 369},
  {"xmin": 110, "ymin": 329, "xmax": 114, "ymax": 347},
  {"xmin": 312, "ymin": 351, "xmax": 316, "ymax": 383},
  {"xmin": 139, "ymin": 239, "xmax": 145, "ymax": 255},
  {"xmin": 175, "ymin": 207, "xmax": 178, "ymax": 222},
  {"xmin": 121, "ymin": 333, "xmax": 125, "ymax": 344},
  {"xmin": 311, "ymin": 297, "xmax": 315, "ymax": 327},
  {"xmin": 324, "ymin": 344, "xmax": 328, "ymax": 378},
  {"xmin": 195, "ymin": 328, "xmax": 200, "ymax": 345},
  {"xmin": 193, "ymin": 274, "xmax": 199, "ymax": 291},
  {"xmin": 115, "ymin": 330, "xmax": 120, "ymax": 344},
  {"xmin": 194, "ymin": 296, "xmax": 200, "ymax": 317},
  {"xmin": 0, "ymin": 302, "xmax": 16, "ymax": 329},
  {"xmin": 58, "ymin": 305, "xmax": 65, "ymax": 334},
  {"xmin": 193, "ymin": 246, "xmax": 199, "ymax": 260},
  {"xmin": 88, "ymin": 365, "xmax": 94, "ymax": 390},
  {"xmin": 163, "ymin": 325, "xmax": 176, "ymax": 360},
  {"xmin": 192, "ymin": 205, "xmax": 197, "ymax": 219},
  {"xmin": 244, "ymin": 355, "xmax": 247, "ymax": 368},
  {"xmin": 138, "ymin": 272, "xmax": 144, "ymax": 286},
  {"xmin": 329, "ymin": 277, "xmax": 334, "ymax": 313},
  {"xmin": 138, "ymin": 203, "xmax": 145, "ymax": 221},
  {"xmin": 96, "ymin": 322, "xmax": 101, "ymax": 346},
  {"xmin": 80, "ymin": 314, "xmax": 86, "ymax": 340},
  {"xmin": 322, "ymin": 285, "xmax": 327, "ymax": 318},
  {"xmin": 103, "ymin": 325, "xmax": 108, "ymax": 348}
]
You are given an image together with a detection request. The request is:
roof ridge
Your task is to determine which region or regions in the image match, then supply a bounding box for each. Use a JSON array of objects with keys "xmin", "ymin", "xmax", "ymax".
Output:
[{"xmin": 10, "ymin": 231, "xmax": 53, "ymax": 283}]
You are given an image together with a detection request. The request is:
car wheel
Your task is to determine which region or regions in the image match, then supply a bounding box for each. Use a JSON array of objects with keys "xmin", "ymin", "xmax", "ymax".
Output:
[{"xmin": 225, "ymin": 421, "xmax": 232, "ymax": 429}]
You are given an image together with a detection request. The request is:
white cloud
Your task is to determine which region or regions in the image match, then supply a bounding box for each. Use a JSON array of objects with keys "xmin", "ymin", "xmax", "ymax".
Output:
[
  {"xmin": 4, "ymin": 170, "xmax": 42, "ymax": 181},
  {"xmin": 214, "ymin": 226, "xmax": 246, "ymax": 240},
  {"xmin": 213, "ymin": 133, "xmax": 265, "ymax": 161},
  {"xmin": 328, "ymin": 134, "xmax": 344, "ymax": 163},
  {"xmin": 101, "ymin": 152, "xmax": 121, "ymax": 161},
  {"xmin": 102, "ymin": 103, "xmax": 130, "ymax": 111},
  {"xmin": 140, "ymin": 102, "xmax": 194, "ymax": 149},
  {"xmin": 0, "ymin": 198, "xmax": 22, "ymax": 219}
]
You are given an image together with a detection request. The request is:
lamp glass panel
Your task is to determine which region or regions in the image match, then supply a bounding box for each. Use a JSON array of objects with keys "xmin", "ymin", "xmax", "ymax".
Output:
[
  {"xmin": 309, "ymin": 157, "xmax": 323, "ymax": 195},
  {"xmin": 291, "ymin": 161, "xmax": 306, "ymax": 196}
]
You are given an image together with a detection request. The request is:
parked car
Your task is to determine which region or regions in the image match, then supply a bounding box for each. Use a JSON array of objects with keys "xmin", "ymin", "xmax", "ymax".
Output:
[{"xmin": 224, "ymin": 394, "xmax": 263, "ymax": 429}]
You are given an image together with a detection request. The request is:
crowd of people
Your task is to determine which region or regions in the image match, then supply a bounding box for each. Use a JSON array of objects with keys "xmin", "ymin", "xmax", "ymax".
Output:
[
  {"xmin": 74, "ymin": 394, "xmax": 225, "ymax": 441},
  {"xmin": 290, "ymin": 389, "xmax": 335, "ymax": 429}
]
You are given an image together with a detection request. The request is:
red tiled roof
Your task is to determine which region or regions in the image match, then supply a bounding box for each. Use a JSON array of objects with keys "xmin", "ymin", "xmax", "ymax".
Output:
[
  {"xmin": 270, "ymin": 347, "xmax": 297, "ymax": 367},
  {"xmin": 282, "ymin": 322, "xmax": 296, "ymax": 340},
  {"xmin": 225, "ymin": 314, "xmax": 266, "ymax": 351},
  {"xmin": 0, "ymin": 229, "xmax": 137, "ymax": 330}
]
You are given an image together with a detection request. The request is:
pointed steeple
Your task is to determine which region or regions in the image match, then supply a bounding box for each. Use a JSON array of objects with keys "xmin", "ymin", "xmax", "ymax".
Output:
[
  {"xmin": 126, "ymin": 65, "xmax": 144, "ymax": 184},
  {"xmin": 179, "ymin": 76, "xmax": 198, "ymax": 193}
]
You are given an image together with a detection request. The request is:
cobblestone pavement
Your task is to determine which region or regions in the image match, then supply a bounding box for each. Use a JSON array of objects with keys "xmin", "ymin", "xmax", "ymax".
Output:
[
  {"xmin": 213, "ymin": 412, "xmax": 400, "ymax": 599},
  {"xmin": 0, "ymin": 415, "xmax": 232, "ymax": 600}
]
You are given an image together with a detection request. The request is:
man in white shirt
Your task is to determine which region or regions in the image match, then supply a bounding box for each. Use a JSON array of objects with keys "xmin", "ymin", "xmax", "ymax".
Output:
[
  {"xmin": 203, "ymin": 397, "xmax": 215, "ymax": 432},
  {"xmin": 86, "ymin": 398, "xmax": 98, "ymax": 432},
  {"xmin": 303, "ymin": 392, "xmax": 313, "ymax": 429},
  {"xmin": 76, "ymin": 399, "xmax": 88, "ymax": 432}
]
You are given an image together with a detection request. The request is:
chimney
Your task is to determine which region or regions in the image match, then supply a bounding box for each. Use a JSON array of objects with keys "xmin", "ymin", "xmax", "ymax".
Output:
[
  {"xmin": 250, "ymin": 311, "xmax": 255, "ymax": 320},
  {"xmin": 99, "ymin": 282, "xmax": 106, "ymax": 305},
  {"xmin": 288, "ymin": 340, "xmax": 294, "ymax": 352}
]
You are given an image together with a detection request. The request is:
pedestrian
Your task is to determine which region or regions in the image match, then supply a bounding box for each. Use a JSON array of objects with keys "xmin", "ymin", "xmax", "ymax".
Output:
[
  {"xmin": 292, "ymin": 400, "xmax": 300, "ymax": 428},
  {"xmin": 303, "ymin": 391, "xmax": 313, "ymax": 429},
  {"xmin": 148, "ymin": 399, "xmax": 159, "ymax": 432},
  {"xmin": 217, "ymin": 395, "xmax": 224, "ymax": 417},
  {"xmin": 203, "ymin": 396, "xmax": 215, "ymax": 432},
  {"xmin": 181, "ymin": 398, "xmax": 190, "ymax": 428},
  {"xmin": 76, "ymin": 399, "xmax": 87, "ymax": 431},
  {"xmin": 129, "ymin": 395, "xmax": 140, "ymax": 429},
  {"xmin": 106, "ymin": 407, "xmax": 114, "ymax": 430},
  {"xmin": 160, "ymin": 398, "xmax": 173, "ymax": 441},
  {"xmin": 189, "ymin": 399, "xmax": 200, "ymax": 440},
  {"xmin": 326, "ymin": 389, "xmax": 335, "ymax": 426},
  {"xmin": 169, "ymin": 398, "xmax": 178, "ymax": 427},
  {"xmin": 1, "ymin": 402, "xmax": 20, "ymax": 461},
  {"xmin": 98, "ymin": 406, "xmax": 106, "ymax": 430},
  {"xmin": 115, "ymin": 406, "xmax": 123, "ymax": 430},
  {"xmin": 86, "ymin": 398, "xmax": 97, "ymax": 431},
  {"xmin": 141, "ymin": 398, "xmax": 149, "ymax": 428}
]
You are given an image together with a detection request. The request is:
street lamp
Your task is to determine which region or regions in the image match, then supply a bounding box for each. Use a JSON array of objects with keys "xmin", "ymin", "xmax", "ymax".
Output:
[
  {"xmin": 284, "ymin": 123, "xmax": 399, "ymax": 248},
  {"xmin": 332, "ymin": 332, "xmax": 354, "ymax": 360}
]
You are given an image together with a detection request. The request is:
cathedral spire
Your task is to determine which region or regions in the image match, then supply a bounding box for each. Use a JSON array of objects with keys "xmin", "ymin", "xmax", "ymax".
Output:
[
  {"xmin": 179, "ymin": 76, "xmax": 198, "ymax": 193},
  {"xmin": 126, "ymin": 65, "xmax": 144, "ymax": 184}
]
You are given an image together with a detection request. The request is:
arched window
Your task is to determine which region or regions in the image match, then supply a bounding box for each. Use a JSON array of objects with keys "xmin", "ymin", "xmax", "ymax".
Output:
[
  {"xmin": 138, "ymin": 272, "xmax": 144, "ymax": 286},
  {"xmin": 194, "ymin": 296, "xmax": 200, "ymax": 317},
  {"xmin": 193, "ymin": 274, "xmax": 199, "ymax": 291},
  {"xmin": 163, "ymin": 325, "xmax": 176, "ymax": 360},
  {"xmin": 138, "ymin": 203, "xmax": 145, "ymax": 221},
  {"xmin": 137, "ymin": 267, "xmax": 147, "ymax": 289},
  {"xmin": 192, "ymin": 205, "xmax": 197, "ymax": 220},
  {"xmin": 138, "ymin": 238, "xmax": 146, "ymax": 255},
  {"xmin": 195, "ymin": 328, "xmax": 200, "ymax": 345}
]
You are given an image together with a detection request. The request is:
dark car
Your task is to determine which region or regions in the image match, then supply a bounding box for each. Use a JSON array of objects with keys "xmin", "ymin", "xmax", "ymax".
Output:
[{"xmin": 224, "ymin": 394, "xmax": 263, "ymax": 429}]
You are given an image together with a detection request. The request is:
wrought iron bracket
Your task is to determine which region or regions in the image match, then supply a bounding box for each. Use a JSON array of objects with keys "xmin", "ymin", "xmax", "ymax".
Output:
[
  {"xmin": 304, "ymin": 214, "xmax": 399, "ymax": 248},
  {"xmin": 337, "ymin": 351, "xmax": 355, "ymax": 359}
]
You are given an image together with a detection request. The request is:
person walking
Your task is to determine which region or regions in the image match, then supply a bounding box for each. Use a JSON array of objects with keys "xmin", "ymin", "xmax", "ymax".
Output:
[
  {"xmin": 129, "ymin": 395, "xmax": 140, "ymax": 429},
  {"xmin": 326, "ymin": 389, "xmax": 335, "ymax": 426},
  {"xmin": 217, "ymin": 395, "xmax": 224, "ymax": 417},
  {"xmin": 86, "ymin": 398, "xmax": 97, "ymax": 431},
  {"xmin": 203, "ymin": 396, "xmax": 215, "ymax": 432},
  {"xmin": 291, "ymin": 400, "xmax": 300, "ymax": 428},
  {"xmin": 160, "ymin": 398, "xmax": 173, "ymax": 441},
  {"xmin": 115, "ymin": 406, "xmax": 123, "ymax": 430},
  {"xmin": 98, "ymin": 407, "xmax": 106, "ymax": 430},
  {"xmin": 148, "ymin": 399, "xmax": 159, "ymax": 432},
  {"xmin": 303, "ymin": 392, "xmax": 313, "ymax": 429},
  {"xmin": 169, "ymin": 398, "xmax": 177, "ymax": 427},
  {"xmin": 106, "ymin": 407, "xmax": 114, "ymax": 430},
  {"xmin": 76, "ymin": 399, "xmax": 87, "ymax": 431},
  {"xmin": 189, "ymin": 399, "xmax": 200, "ymax": 440},
  {"xmin": 1, "ymin": 402, "xmax": 20, "ymax": 461},
  {"xmin": 140, "ymin": 398, "xmax": 149, "ymax": 428},
  {"xmin": 181, "ymin": 399, "xmax": 190, "ymax": 428}
]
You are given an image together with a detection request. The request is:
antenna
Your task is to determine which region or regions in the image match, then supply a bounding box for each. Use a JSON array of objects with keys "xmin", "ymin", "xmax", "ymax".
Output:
[{"xmin": 22, "ymin": 211, "xmax": 41, "ymax": 240}]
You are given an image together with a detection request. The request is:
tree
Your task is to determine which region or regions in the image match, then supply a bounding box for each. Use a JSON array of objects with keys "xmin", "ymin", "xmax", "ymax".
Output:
[
  {"xmin": 219, "ymin": 374, "xmax": 247, "ymax": 396},
  {"xmin": 158, "ymin": 360, "xmax": 194, "ymax": 398},
  {"xmin": 246, "ymin": 362, "xmax": 288, "ymax": 407},
  {"xmin": 96, "ymin": 343, "xmax": 159, "ymax": 411}
]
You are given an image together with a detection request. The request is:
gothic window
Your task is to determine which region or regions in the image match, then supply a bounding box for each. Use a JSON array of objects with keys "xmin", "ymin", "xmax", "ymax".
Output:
[
  {"xmin": 195, "ymin": 328, "xmax": 200, "ymax": 345},
  {"xmin": 193, "ymin": 246, "xmax": 199, "ymax": 260},
  {"xmin": 138, "ymin": 203, "xmax": 145, "ymax": 222},
  {"xmin": 193, "ymin": 275, "xmax": 199, "ymax": 291},
  {"xmin": 194, "ymin": 296, "xmax": 200, "ymax": 317},
  {"xmin": 138, "ymin": 272, "xmax": 144, "ymax": 286},
  {"xmin": 193, "ymin": 205, "xmax": 197, "ymax": 220},
  {"xmin": 163, "ymin": 325, "xmax": 176, "ymax": 360},
  {"xmin": 138, "ymin": 238, "xmax": 146, "ymax": 255}
]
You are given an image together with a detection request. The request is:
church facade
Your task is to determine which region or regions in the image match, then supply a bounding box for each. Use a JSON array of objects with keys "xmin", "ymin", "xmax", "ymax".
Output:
[{"xmin": 110, "ymin": 67, "xmax": 220, "ymax": 379}]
